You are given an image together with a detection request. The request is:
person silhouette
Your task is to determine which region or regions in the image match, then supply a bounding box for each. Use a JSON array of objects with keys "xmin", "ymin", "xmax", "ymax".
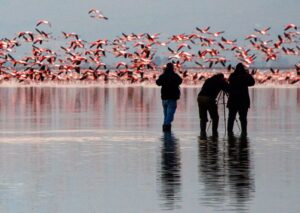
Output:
[
  {"xmin": 227, "ymin": 63, "xmax": 255, "ymax": 136},
  {"xmin": 197, "ymin": 73, "xmax": 228, "ymax": 139},
  {"xmin": 156, "ymin": 63, "xmax": 182, "ymax": 132}
]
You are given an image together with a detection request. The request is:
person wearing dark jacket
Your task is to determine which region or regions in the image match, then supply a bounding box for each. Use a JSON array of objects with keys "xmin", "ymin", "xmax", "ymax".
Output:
[
  {"xmin": 156, "ymin": 63, "xmax": 182, "ymax": 132},
  {"xmin": 197, "ymin": 73, "xmax": 228, "ymax": 138},
  {"xmin": 227, "ymin": 63, "xmax": 255, "ymax": 136}
]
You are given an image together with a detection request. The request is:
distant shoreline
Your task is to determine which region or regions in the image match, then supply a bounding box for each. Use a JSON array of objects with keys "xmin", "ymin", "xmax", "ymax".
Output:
[{"xmin": 0, "ymin": 81, "xmax": 298, "ymax": 88}]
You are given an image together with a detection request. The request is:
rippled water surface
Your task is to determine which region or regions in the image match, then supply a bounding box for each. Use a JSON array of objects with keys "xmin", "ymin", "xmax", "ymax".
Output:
[{"xmin": 0, "ymin": 86, "xmax": 299, "ymax": 213}]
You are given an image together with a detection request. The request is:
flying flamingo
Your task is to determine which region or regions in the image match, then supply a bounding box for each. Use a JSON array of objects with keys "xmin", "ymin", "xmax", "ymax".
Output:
[
  {"xmin": 89, "ymin": 9, "xmax": 108, "ymax": 20},
  {"xmin": 36, "ymin": 20, "xmax": 52, "ymax": 27}
]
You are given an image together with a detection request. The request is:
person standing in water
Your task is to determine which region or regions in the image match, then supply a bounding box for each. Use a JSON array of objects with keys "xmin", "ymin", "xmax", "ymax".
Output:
[
  {"xmin": 197, "ymin": 73, "xmax": 228, "ymax": 139},
  {"xmin": 227, "ymin": 63, "xmax": 255, "ymax": 136},
  {"xmin": 156, "ymin": 63, "xmax": 182, "ymax": 132}
]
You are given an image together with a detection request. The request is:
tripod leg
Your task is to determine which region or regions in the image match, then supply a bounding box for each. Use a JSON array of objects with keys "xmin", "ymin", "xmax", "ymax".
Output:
[
  {"xmin": 236, "ymin": 119, "xmax": 241, "ymax": 131},
  {"xmin": 216, "ymin": 91, "xmax": 228, "ymax": 136},
  {"xmin": 206, "ymin": 120, "xmax": 211, "ymax": 132},
  {"xmin": 223, "ymin": 92, "xmax": 226, "ymax": 135}
]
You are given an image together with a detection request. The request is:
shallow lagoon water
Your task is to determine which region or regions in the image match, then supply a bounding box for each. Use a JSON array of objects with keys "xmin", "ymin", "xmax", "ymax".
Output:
[{"xmin": 0, "ymin": 86, "xmax": 299, "ymax": 213}]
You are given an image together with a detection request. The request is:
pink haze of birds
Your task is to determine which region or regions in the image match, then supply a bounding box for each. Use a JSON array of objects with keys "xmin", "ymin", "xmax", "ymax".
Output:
[{"xmin": 0, "ymin": 1, "xmax": 300, "ymax": 85}]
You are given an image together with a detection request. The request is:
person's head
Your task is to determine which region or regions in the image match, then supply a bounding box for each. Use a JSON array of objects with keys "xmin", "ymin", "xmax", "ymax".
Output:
[
  {"xmin": 235, "ymin": 63, "xmax": 247, "ymax": 74},
  {"xmin": 211, "ymin": 73, "xmax": 225, "ymax": 81},
  {"xmin": 164, "ymin": 62, "xmax": 174, "ymax": 74}
]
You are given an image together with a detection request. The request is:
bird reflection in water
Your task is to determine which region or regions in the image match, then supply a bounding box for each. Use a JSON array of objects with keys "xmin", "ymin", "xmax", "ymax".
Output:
[
  {"xmin": 158, "ymin": 132, "xmax": 181, "ymax": 210},
  {"xmin": 198, "ymin": 135, "xmax": 254, "ymax": 211}
]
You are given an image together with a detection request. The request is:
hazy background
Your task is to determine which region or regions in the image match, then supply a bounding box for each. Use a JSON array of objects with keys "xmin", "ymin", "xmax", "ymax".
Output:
[
  {"xmin": 1, "ymin": 0, "xmax": 299, "ymax": 40},
  {"xmin": 1, "ymin": 0, "xmax": 299, "ymax": 67}
]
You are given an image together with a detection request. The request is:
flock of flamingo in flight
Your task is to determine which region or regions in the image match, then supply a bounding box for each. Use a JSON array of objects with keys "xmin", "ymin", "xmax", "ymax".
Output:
[{"xmin": 0, "ymin": 9, "xmax": 299, "ymax": 85}]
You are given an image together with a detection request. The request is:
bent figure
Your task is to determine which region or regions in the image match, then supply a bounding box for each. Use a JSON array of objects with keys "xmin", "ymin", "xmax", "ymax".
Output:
[
  {"xmin": 197, "ymin": 73, "xmax": 228, "ymax": 138},
  {"xmin": 227, "ymin": 63, "xmax": 255, "ymax": 136},
  {"xmin": 156, "ymin": 63, "xmax": 182, "ymax": 132}
]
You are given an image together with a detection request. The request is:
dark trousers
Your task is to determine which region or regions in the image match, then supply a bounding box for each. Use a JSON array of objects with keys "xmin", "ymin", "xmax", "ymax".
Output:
[
  {"xmin": 227, "ymin": 107, "xmax": 248, "ymax": 133},
  {"xmin": 198, "ymin": 96, "xmax": 219, "ymax": 134}
]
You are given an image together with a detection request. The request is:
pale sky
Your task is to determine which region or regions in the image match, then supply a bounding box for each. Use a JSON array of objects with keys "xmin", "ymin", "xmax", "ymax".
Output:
[{"xmin": 1, "ymin": 0, "xmax": 299, "ymax": 40}]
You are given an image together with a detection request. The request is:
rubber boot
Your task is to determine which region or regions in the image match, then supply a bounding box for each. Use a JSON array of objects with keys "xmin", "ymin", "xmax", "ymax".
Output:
[
  {"xmin": 212, "ymin": 118, "xmax": 219, "ymax": 137},
  {"xmin": 200, "ymin": 121, "xmax": 207, "ymax": 139},
  {"xmin": 227, "ymin": 117, "xmax": 235, "ymax": 136},
  {"xmin": 163, "ymin": 124, "xmax": 171, "ymax": 132},
  {"xmin": 240, "ymin": 120, "xmax": 247, "ymax": 137}
]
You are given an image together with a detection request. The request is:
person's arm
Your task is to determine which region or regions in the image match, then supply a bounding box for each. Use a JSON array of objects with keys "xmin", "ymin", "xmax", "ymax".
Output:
[
  {"xmin": 156, "ymin": 75, "xmax": 163, "ymax": 86},
  {"xmin": 221, "ymin": 79, "xmax": 229, "ymax": 93},
  {"xmin": 176, "ymin": 74, "xmax": 183, "ymax": 85},
  {"xmin": 246, "ymin": 73, "xmax": 255, "ymax": 86}
]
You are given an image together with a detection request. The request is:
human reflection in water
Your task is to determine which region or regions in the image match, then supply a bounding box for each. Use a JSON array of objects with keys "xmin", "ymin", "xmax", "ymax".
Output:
[
  {"xmin": 227, "ymin": 135, "xmax": 255, "ymax": 209},
  {"xmin": 198, "ymin": 136, "xmax": 226, "ymax": 206},
  {"xmin": 158, "ymin": 132, "xmax": 181, "ymax": 210},
  {"xmin": 198, "ymin": 135, "xmax": 254, "ymax": 211}
]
